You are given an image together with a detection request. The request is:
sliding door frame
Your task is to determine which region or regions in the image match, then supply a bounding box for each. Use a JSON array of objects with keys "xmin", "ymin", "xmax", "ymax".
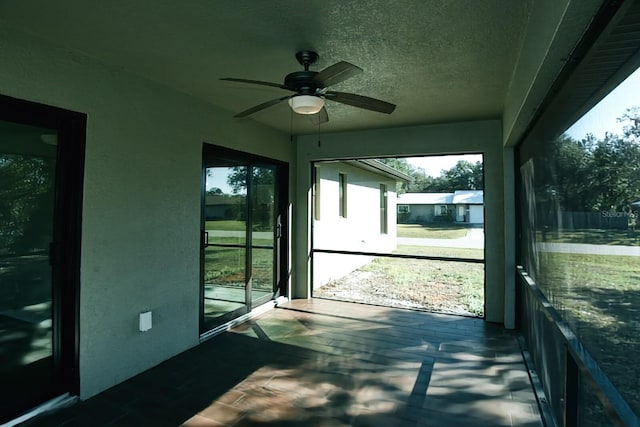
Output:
[
  {"xmin": 200, "ymin": 144, "xmax": 288, "ymax": 334},
  {"xmin": 0, "ymin": 94, "xmax": 85, "ymax": 415}
]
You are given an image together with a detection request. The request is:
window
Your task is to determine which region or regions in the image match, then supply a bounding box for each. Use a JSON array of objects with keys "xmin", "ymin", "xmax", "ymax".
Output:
[
  {"xmin": 380, "ymin": 184, "xmax": 388, "ymax": 234},
  {"xmin": 397, "ymin": 204, "xmax": 410, "ymax": 214},
  {"xmin": 314, "ymin": 165, "xmax": 321, "ymax": 221},
  {"xmin": 436, "ymin": 205, "xmax": 448, "ymax": 216},
  {"xmin": 339, "ymin": 173, "xmax": 347, "ymax": 218}
]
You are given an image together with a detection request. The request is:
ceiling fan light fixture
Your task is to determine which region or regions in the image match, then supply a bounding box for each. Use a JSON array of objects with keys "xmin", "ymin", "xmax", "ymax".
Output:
[{"xmin": 288, "ymin": 95, "xmax": 324, "ymax": 115}]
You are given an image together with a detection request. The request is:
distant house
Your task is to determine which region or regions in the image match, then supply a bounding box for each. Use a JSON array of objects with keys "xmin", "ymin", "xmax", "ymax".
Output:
[
  {"xmin": 204, "ymin": 193, "xmax": 245, "ymax": 220},
  {"xmin": 313, "ymin": 160, "xmax": 410, "ymax": 289},
  {"xmin": 397, "ymin": 190, "xmax": 484, "ymax": 225}
]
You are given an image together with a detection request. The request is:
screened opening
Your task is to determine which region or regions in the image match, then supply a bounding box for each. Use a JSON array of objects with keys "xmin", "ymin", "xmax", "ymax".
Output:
[
  {"xmin": 518, "ymin": 64, "xmax": 640, "ymax": 423},
  {"xmin": 311, "ymin": 155, "xmax": 485, "ymax": 317}
]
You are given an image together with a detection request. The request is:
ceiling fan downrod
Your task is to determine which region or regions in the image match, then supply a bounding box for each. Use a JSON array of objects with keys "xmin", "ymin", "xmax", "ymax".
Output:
[{"xmin": 295, "ymin": 51, "xmax": 319, "ymax": 71}]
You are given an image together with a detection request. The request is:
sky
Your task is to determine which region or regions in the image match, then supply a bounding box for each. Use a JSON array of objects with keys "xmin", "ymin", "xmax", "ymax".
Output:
[
  {"xmin": 206, "ymin": 167, "xmax": 237, "ymax": 194},
  {"xmin": 565, "ymin": 66, "xmax": 640, "ymax": 140},
  {"xmin": 407, "ymin": 154, "xmax": 483, "ymax": 177}
]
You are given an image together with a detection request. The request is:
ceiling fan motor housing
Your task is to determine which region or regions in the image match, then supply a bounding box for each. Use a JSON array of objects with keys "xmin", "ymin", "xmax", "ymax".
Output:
[{"xmin": 284, "ymin": 71, "xmax": 320, "ymax": 94}]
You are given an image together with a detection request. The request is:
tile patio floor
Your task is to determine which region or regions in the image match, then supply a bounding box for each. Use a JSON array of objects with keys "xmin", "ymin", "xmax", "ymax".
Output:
[{"xmin": 19, "ymin": 299, "xmax": 544, "ymax": 426}]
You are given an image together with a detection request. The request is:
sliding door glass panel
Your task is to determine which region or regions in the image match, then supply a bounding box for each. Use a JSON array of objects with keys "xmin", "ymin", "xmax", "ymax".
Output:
[
  {"xmin": 201, "ymin": 148, "xmax": 285, "ymax": 333},
  {"xmin": 250, "ymin": 166, "xmax": 276, "ymax": 304},
  {"xmin": 0, "ymin": 122, "xmax": 57, "ymax": 420},
  {"xmin": 202, "ymin": 166, "xmax": 248, "ymax": 326}
]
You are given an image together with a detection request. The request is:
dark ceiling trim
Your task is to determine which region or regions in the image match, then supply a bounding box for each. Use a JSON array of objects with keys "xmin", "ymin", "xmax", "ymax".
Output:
[{"xmin": 517, "ymin": 0, "xmax": 638, "ymax": 153}]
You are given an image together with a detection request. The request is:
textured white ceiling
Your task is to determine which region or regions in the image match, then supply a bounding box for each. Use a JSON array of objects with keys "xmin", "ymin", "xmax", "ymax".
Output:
[{"xmin": 0, "ymin": 0, "xmax": 532, "ymax": 134}]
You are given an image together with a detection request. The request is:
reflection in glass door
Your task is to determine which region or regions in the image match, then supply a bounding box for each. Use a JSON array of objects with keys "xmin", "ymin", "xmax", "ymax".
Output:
[
  {"xmin": 1, "ymin": 122, "xmax": 59, "ymax": 421},
  {"xmin": 201, "ymin": 146, "xmax": 284, "ymax": 333},
  {"xmin": 249, "ymin": 165, "xmax": 277, "ymax": 307},
  {"xmin": 202, "ymin": 166, "xmax": 249, "ymax": 323}
]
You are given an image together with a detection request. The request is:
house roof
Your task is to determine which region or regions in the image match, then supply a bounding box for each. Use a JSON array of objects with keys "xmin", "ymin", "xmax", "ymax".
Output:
[
  {"xmin": 398, "ymin": 190, "xmax": 483, "ymax": 205},
  {"xmin": 346, "ymin": 159, "xmax": 412, "ymax": 183},
  {"xmin": 398, "ymin": 193, "xmax": 454, "ymax": 205},
  {"xmin": 452, "ymin": 190, "xmax": 484, "ymax": 204}
]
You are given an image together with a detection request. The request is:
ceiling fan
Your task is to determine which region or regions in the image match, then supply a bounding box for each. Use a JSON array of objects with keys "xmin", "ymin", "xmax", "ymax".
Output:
[{"xmin": 221, "ymin": 51, "xmax": 396, "ymax": 123}]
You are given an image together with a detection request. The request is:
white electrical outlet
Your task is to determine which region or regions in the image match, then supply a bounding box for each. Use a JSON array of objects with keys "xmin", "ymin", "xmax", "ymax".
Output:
[{"xmin": 139, "ymin": 311, "xmax": 152, "ymax": 332}]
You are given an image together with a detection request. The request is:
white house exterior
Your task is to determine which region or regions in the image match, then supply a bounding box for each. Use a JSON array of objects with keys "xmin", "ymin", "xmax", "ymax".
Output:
[
  {"xmin": 313, "ymin": 160, "xmax": 409, "ymax": 289},
  {"xmin": 397, "ymin": 190, "xmax": 484, "ymax": 225}
]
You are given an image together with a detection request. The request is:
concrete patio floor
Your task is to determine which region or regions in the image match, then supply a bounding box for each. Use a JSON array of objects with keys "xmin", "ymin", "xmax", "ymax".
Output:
[{"xmin": 19, "ymin": 299, "xmax": 544, "ymax": 426}]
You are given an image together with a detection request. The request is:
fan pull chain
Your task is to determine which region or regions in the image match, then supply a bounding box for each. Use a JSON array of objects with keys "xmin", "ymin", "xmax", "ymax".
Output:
[{"xmin": 290, "ymin": 103, "xmax": 294, "ymax": 143}]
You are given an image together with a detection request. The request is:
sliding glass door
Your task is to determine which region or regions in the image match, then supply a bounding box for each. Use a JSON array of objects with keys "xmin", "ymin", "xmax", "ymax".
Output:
[
  {"xmin": 201, "ymin": 145, "xmax": 286, "ymax": 333},
  {"xmin": 0, "ymin": 97, "xmax": 84, "ymax": 423}
]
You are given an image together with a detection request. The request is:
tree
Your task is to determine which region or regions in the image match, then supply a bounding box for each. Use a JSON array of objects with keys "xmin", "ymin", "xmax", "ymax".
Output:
[
  {"xmin": 617, "ymin": 106, "xmax": 640, "ymax": 140},
  {"xmin": 544, "ymin": 134, "xmax": 594, "ymax": 211},
  {"xmin": 0, "ymin": 155, "xmax": 55, "ymax": 255},
  {"xmin": 225, "ymin": 166, "xmax": 275, "ymax": 229},
  {"xmin": 439, "ymin": 160, "xmax": 483, "ymax": 190},
  {"xmin": 377, "ymin": 157, "xmax": 484, "ymax": 193},
  {"xmin": 376, "ymin": 158, "xmax": 433, "ymax": 193},
  {"xmin": 589, "ymin": 133, "xmax": 640, "ymax": 212},
  {"xmin": 537, "ymin": 106, "xmax": 640, "ymax": 215}
]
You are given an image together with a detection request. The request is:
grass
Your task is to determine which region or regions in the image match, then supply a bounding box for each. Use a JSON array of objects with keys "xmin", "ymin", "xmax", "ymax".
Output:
[
  {"xmin": 206, "ymin": 220, "xmax": 246, "ymax": 231},
  {"xmin": 535, "ymin": 251, "xmax": 640, "ymax": 414},
  {"xmin": 364, "ymin": 257, "xmax": 484, "ymax": 316},
  {"xmin": 397, "ymin": 224, "xmax": 468, "ymax": 239},
  {"xmin": 203, "ymin": 243, "xmax": 274, "ymax": 291},
  {"xmin": 315, "ymin": 244, "xmax": 485, "ymax": 317}
]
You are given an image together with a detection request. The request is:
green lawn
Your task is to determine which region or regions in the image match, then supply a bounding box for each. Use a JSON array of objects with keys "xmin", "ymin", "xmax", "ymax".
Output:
[
  {"xmin": 203, "ymin": 242, "xmax": 274, "ymax": 291},
  {"xmin": 536, "ymin": 251, "xmax": 640, "ymax": 413},
  {"xmin": 361, "ymin": 256, "xmax": 484, "ymax": 316},
  {"xmin": 206, "ymin": 220, "xmax": 246, "ymax": 230},
  {"xmin": 397, "ymin": 224, "xmax": 468, "ymax": 239},
  {"xmin": 315, "ymin": 244, "xmax": 485, "ymax": 317}
]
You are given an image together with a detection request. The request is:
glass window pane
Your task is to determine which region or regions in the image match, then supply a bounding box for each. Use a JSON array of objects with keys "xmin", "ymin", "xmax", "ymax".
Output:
[
  {"xmin": 205, "ymin": 166, "xmax": 247, "ymax": 245},
  {"xmin": 0, "ymin": 121, "xmax": 57, "ymax": 408}
]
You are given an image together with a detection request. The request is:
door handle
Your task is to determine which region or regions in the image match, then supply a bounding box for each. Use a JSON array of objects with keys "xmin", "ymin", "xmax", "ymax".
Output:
[
  {"xmin": 49, "ymin": 242, "xmax": 57, "ymax": 266},
  {"xmin": 201, "ymin": 231, "xmax": 209, "ymax": 248}
]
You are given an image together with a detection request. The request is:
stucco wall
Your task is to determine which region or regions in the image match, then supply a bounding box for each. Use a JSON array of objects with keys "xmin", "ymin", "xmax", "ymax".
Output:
[
  {"xmin": 0, "ymin": 25, "xmax": 293, "ymax": 398},
  {"xmin": 296, "ymin": 120, "xmax": 510, "ymax": 324},
  {"xmin": 313, "ymin": 162, "xmax": 398, "ymax": 288}
]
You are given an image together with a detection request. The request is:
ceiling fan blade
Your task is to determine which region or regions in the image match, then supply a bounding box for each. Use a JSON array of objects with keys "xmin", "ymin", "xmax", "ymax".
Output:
[
  {"xmin": 325, "ymin": 91, "xmax": 396, "ymax": 114},
  {"xmin": 221, "ymin": 77, "xmax": 290, "ymax": 91},
  {"xmin": 233, "ymin": 96, "xmax": 290, "ymax": 118},
  {"xmin": 309, "ymin": 107, "xmax": 329, "ymax": 125},
  {"xmin": 312, "ymin": 61, "xmax": 363, "ymax": 88}
]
